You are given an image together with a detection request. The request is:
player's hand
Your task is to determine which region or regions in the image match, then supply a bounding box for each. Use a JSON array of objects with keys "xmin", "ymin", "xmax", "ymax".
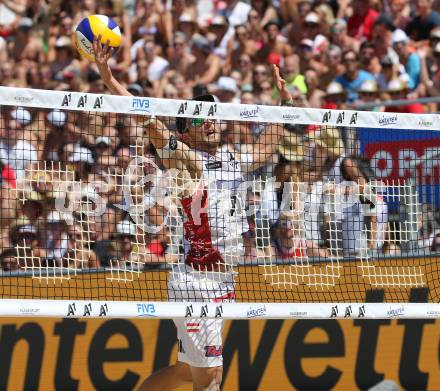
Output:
[
  {"xmin": 272, "ymin": 64, "xmax": 291, "ymax": 103},
  {"xmin": 93, "ymin": 35, "xmax": 113, "ymax": 83}
]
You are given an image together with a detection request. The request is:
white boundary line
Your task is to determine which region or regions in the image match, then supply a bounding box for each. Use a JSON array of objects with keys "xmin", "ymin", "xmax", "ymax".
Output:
[
  {"xmin": 2, "ymin": 299, "xmax": 439, "ymax": 319},
  {"xmin": 3, "ymin": 86, "xmax": 440, "ymax": 130}
]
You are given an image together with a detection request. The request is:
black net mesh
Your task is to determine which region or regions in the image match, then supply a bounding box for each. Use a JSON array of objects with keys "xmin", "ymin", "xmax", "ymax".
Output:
[{"xmin": 0, "ymin": 100, "xmax": 439, "ymax": 304}]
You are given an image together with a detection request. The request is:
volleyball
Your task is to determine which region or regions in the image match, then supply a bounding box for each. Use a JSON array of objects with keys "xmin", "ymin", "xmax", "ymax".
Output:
[{"xmin": 74, "ymin": 15, "xmax": 122, "ymax": 61}]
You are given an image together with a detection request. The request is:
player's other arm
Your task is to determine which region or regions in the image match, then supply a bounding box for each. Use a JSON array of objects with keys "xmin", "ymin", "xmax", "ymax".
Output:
[{"xmin": 243, "ymin": 64, "xmax": 293, "ymax": 172}]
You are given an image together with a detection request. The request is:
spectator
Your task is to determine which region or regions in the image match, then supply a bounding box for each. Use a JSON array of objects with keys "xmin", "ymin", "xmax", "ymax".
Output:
[
  {"xmin": 322, "ymin": 81, "xmax": 348, "ymax": 109},
  {"xmin": 335, "ymin": 50, "xmax": 375, "ymax": 103},
  {"xmin": 406, "ymin": 0, "xmax": 440, "ymax": 42},
  {"xmin": 0, "ymin": 248, "xmax": 19, "ymax": 273},
  {"xmin": 392, "ymin": 29, "xmax": 421, "ymax": 89},
  {"xmin": 0, "ymin": 108, "xmax": 37, "ymax": 180},
  {"xmin": 384, "ymin": 78, "xmax": 426, "ymax": 113},
  {"xmin": 330, "ymin": 18, "xmax": 359, "ymax": 53},
  {"xmin": 388, "ymin": 0, "xmax": 411, "ymax": 30},
  {"xmin": 356, "ymin": 79, "xmax": 382, "ymax": 111},
  {"xmin": 258, "ymin": 20, "xmax": 292, "ymax": 63},
  {"xmin": 347, "ymin": 0, "xmax": 379, "ymax": 41}
]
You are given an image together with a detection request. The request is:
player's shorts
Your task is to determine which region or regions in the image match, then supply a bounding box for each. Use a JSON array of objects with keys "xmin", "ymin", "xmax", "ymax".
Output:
[{"xmin": 168, "ymin": 264, "xmax": 235, "ymax": 368}]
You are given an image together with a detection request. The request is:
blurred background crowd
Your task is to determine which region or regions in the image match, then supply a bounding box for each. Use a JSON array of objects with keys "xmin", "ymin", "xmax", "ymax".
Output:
[{"xmin": 1, "ymin": 0, "xmax": 440, "ymax": 274}]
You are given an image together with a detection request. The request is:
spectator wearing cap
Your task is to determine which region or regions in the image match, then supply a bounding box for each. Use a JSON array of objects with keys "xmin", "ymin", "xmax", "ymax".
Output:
[
  {"xmin": 48, "ymin": 36, "xmax": 80, "ymax": 82},
  {"xmin": 320, "ymin": 45, "xmax": 344, "ymax": 89},
  {"xmin": 8, "ymin": 17, "xmax": 45, "ymax": 66},
  {"xmin": 186, "ymin": 34, "xmax": 221, "ymax": 85},
  {"xmin": 208, "ymin": 15, "xmax": 233, "ymax": 59},
  {"xmin": 377, "ymin": 55, "xmax": 398, "ymax": 90},
  {"xmin": 0, "ymin": 107, "xmax": 37, "ymax": 180},
  {"xmin": 302, "ymin": 12, "xmax": 322, "ymax": 40},
  {"xmin": 356, "ymin": 80, "xmax": 383, "ymax": 111},
  {"xmin": 10, "ymin": 223, "xmax": 45, "ymax": 259},
  {"xmin": 298, "ymin": 39, "xmax": 315, "ymax": 74},
  {"xmin": 392, "ymin": 29, "xmax": 421, "ymax": 90},
  {"xmin": 43, "ymin": 110, "xmax": 72, "ymax": 161},
  {"xmin": 169, "ymin": 0, "xmax": 197, "ymax": 35},
  {"xmin": 127, "ymin": 83, "xmax": 144, "ymax": 97},
  {"xmin": 384, "ymin": 78, "xmax": 426, "ymax": 113},
  {"xmin": 68, "ymin": 146, "xmax": 95, "ymax": 181},
  {"xmin": 258, "ymin": 20, "xmax": 292, "ymax": 63},
  {"xmin": 176, "ymin": 13, "xmax": 198, "ymax": 42},
  {"xmin": 330, "ymin": 19, "xmax": 359, "ymax": 53},
  {"xmin": 347, "ymin": 0, "xmax": 379, "ymax": 41},
  {"xmin": 94, "ymin": 136, "xmax": 116, "ymax": 170},
  {"xmin": 406, "ymin": 0, "xmax": 440, "ymax": 42},
  {"xmin": 322, "ymin": 81, "xmax": 348, "ymax": 109},
  {"xmin": 215, "ymin": 76, "xmax": 239, "ymax": 103},
  {"xmin": 111, "ymin": 220, "xmax": 137, "ymax": 267},
  {"xmin": 335, "ymin": 50, "xmax": 375, "ymax": 103},
  {"xmin": 43, "ymin": 210, "xmax": 69, "ymax": 264},
  {"xmin": 222, "ymin": 0, "xmax": 252, "ymax": 28}
]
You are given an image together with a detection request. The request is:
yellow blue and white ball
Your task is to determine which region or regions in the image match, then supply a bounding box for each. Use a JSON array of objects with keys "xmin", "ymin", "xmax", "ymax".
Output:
[{"xmin": 74, "ymin": 14, "xmax": 122, "ymax": 61}]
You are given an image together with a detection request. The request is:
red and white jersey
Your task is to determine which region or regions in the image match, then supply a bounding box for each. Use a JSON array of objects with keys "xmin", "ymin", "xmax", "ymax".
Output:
[{"xmin": 180, "ymin": 148, "xmax": 248, "ymax": 271}]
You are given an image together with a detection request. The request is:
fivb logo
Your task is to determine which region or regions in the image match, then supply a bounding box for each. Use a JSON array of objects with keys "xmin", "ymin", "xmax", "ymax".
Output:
[{"xmin": 130, "ymin": 97, "xmax": 150, "ymax": 112}]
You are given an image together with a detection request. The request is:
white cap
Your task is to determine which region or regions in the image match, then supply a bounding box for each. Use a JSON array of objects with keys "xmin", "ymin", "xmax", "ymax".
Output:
[
  {"xmin": 18, "ymin": 224, "xmax": 38, "ymax": 234},
  {"xmin": 47, "ymin": 110, "xmax": 66, "ymax": 127},
  {"xmin": 216, "ymin": 76, "xmax": 237, "ymax": 93},
  {"xmin": 95, "ymin": 136, "xmax": 111, "ymax": 146},
  {"xmin": 305, "ymin": 12, "xmax": 320, "ymax": 24},
  {"xmin": 392, "ymin": 29, "xmax": 409, "ymax": 44},
  {"xmin": 46, "ymin": 210, "xmax": 63, "ymax": 223},
  {"xmin": 11, "ymin": 107, "xmax": 32, "ymax": 126},
  {"xmin": 358, "ymin": 79, "xmax": 378, "ymax": 93},
  {"xmin": 55, "ymin": 36, "xmax": 72, "ymax": 48},
  {"xmin": 313, "ymin": 34, "xmax": 328, "ymax": 52},
  {"xmin": 387, "ymin": 78, "xmax": 405, "ymax": 92},
  {"xmin": 116, "ymin": 220, "xmax": 137, "ymax": 236},
  {"xmin": 300, "ymin": 38, "xmax": 314, "ymax": 48},
  {"xmin": 326, "ymin": 81, "xmax": 344, "ymax": 95},
  {"xmin": 67, "ymin": 146, "xmax": 94, "ymax": 164}
]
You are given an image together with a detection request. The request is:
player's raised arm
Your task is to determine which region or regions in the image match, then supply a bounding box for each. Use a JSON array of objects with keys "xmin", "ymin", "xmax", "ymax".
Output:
[
  {"xmin": 93, "ymin": 36, "xmax": 199, "ymax": 173},
  {"xmin": 93, "ymin": 35, "xmax": 132, "ymax": 97},
  {"xmin": 243, "ymin": 64, "xmax": 293, "ymax": 172}
]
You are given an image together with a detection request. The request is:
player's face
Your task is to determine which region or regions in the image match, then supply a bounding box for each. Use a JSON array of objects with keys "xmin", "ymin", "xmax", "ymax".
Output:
[{"xmin": 186, "ymin": 118, "xmax": 221, "ymax": 150}]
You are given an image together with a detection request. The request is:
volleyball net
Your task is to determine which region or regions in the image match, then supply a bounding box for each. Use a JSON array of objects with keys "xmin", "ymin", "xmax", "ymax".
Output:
[{"xmin": 0, "ymin": 86, "xmax": 439, "ymax": 319}]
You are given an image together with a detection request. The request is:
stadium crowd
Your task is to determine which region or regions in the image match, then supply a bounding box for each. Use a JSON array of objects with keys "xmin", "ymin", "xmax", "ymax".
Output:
[{"xmin": 0, "ymin": 0, "xmax": 440, "ymax": 273}]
